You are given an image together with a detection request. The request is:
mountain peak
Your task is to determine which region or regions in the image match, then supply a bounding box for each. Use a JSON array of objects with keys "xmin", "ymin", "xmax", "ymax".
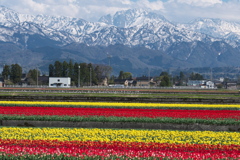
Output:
[{"xmin": 99, "ymin": 8, "xmax": 167, "ymax": 28}]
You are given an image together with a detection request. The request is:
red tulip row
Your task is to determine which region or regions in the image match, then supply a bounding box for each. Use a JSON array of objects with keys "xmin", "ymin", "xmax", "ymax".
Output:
[
  {"xmin": 0, "ymin": 106, "xmax": 239, "ymax": 120},
  {"xmin": 0, "ymin": 139, "xmax": 239, "ymax": 159}
]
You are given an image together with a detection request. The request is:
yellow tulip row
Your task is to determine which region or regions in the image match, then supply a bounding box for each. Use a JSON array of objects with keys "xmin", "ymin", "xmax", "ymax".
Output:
[
  {"xmin": 0, "ymin": 127, "xmax": 239, "ymax": 145},
  {"xmin": 0, "ymin": 101, "xmax": 239, "ymax": 108}
]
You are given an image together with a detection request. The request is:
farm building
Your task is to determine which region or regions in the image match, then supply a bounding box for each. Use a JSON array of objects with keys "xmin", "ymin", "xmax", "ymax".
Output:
[{"xmin": 49, "ymin": 77, "xmax": 71, "ymax": 87}]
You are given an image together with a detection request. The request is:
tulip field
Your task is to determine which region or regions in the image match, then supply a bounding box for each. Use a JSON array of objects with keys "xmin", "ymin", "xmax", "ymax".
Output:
[{"xmin": 0, "ymin": 100, "xmax": 239, "ymax": 159}]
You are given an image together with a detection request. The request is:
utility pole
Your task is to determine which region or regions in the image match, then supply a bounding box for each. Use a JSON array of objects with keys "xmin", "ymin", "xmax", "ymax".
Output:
[
  {"xmin": 148, "ymin": 68, "xmax": 150, "ymax": 88},
  {"xmin": 90, "ymin": 67, "xmax": 92, "ymax": 86},
  {"xmin": 210, "ymin": 68, "xmax": 213, "ymax": 81},
  {"xmin": 36, "ymin": 67, "xmax": 38, "ymax": 87},
  {"xmin": 78, "ymin": 65, "xmax": 80, "ymax": 87}
]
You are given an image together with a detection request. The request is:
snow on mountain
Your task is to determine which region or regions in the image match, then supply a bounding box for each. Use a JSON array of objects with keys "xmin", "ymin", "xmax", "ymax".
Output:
[
  {"xmin": 1, "ymin": 6, "xmax": 240, "ymax": 72},
  {"xmin": 178, "ymin": 18, "xmax": 240, "ymax": 42},
  {"xmin": 98, "ymin": 8, "xmax": 168, "ymax": 28},
  {"xmin": 0, "ymin": 5, "xmax": 239, "ymax": 51},
  {"xmin": 96, "ymin": 9, "xmax": 214, "ymax": 50},
  {"xmin": 0, "ymin": 6, "xmax": 108, "ymax": 44}
]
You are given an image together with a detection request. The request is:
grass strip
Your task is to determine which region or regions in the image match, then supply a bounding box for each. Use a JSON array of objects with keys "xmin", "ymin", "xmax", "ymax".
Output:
[{"xmin": 0, "ymin": 115, "xmax": 239, "ymax": 125}]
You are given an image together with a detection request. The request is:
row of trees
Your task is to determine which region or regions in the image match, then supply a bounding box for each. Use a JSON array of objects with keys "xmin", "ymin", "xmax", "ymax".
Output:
[
  {"xmin": 1, "ymin": 61, "xmax": 207, "ymax": 87},
  {"xmin": 1, "ymin": 61, "xmax": 112, "ymax": 86},
  {"xmin": 2, "ymin": 64, "xmax": 42, "ymax": 85},
  {"xmin": 118, "ymin": 71, "xmax": 132, "ymax": 79},
  {"xmin": 160, "ymin": 72, "xmax": 205, "ymax": 87},
  {"xmin": 49, "ymin": 60, "xmax": 112, "ymax": 86},
  {"xmin": 2, "ymin": 64, "xmax": 22, "ymax": 84}
]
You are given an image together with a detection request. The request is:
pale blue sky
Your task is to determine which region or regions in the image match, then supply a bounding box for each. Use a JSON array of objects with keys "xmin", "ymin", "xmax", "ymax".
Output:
[{"xmin": 1, "ymin": 0, "xmax": 239, "ymax": 23}]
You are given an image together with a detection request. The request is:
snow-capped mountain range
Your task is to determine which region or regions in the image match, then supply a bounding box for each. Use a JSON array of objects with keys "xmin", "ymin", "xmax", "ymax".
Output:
[
  {"xmin": 0, "ymin": 5, "xmax": 240, "ymax": 74},
  {"xmin": 1, "ymin": 6, "xmax": 238, "ymax": 49}
]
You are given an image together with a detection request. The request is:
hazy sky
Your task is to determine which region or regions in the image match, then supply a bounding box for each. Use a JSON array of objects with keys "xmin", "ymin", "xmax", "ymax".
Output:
[{"xmin": 0, "ymin": 0, "xmax": 239, "ymax": 23}]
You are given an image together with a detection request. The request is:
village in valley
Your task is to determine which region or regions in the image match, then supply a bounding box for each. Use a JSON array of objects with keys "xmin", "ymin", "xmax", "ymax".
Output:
[{"xmin": 0, "ymin": 61, "xmax": 239, "ymax": 90}]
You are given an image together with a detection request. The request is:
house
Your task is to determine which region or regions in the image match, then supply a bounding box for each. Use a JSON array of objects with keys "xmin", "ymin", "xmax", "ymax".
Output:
[
  {"xmin": 223, "ymin": 81, "xmax": 237, "ymax": 90},
  {"xmin": 20, "ymin": 73, "xmax": 28, "ymax": 86},
  {"xmin": 114, "ymin": 79, "xmax": 128, "ymax": 86},
  {"xmin": 98, "ymin": 76, "xmax": 108, "ymax": 86},
  {"xmin": 49, "ymin": 77, "xmax": 71, "ymax": 87},
  {"xmin": 212, "ymin": 79, "xmax": 224, "ymax": 88},
  {"xmin": 219, "ymin": 77, "xmax": 224, "ymax": 82},
  {"xmin": 21, "ymin": 74, "xmax": 27, "ymax": 81},
  {"xmin": 136, "ymin": 76, "xmax": 155, "ymax": 87},
  {"xmin": 213, "ymin": 80, "xmax": 223, "ymax": 86},
  {"xmin": 205, "ymin": 81, "xmax": 215, "ymax": 89},
  {"xmin": 187, "ymin": 80, "xmax": 215, "ymax": 88},
  {"xmin": 113, "ymin": 79, "xmax": 136, "ymax": 87},
  {"xmin": 187, "ymin": 80, "xmax": 206, "ymax": 87}
]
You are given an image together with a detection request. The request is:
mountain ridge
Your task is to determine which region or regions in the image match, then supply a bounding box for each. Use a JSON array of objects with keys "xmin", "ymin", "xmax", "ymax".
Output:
[{"xmin": 0, "ymin": 6, "xmax": 240, "ymax": 76}]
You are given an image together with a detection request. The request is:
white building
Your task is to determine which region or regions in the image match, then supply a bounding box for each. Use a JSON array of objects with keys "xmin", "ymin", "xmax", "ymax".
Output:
[
  {"xmin": 206, "ymin": 81, "xmax": 215, "ymax": 88},
  {"xmin": 187, "ymin": 80, "xmax": 215, "ymax": 89},
  {"xmin": 49, "ymin": 77, "xmax": 71, "ymax": 87}
]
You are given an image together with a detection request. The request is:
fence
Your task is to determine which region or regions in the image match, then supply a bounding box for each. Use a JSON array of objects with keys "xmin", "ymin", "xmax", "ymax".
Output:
[{"xmin": 4, "ymin": 85, "xmax": 218, "ymax": 90}]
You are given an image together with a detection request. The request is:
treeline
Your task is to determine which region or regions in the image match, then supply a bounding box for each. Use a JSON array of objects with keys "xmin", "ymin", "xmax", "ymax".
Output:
[
  {"xmin": 1, "ymin": 61, "xmax": 215, "ymax": 87},
  {"xmin": 160, "ymin": 72, "xmax": 205, "ymax": 86},
  {"xmin": 2, "ymin": 64, "xmax": 42, "ymax": 85},
  {"xmin": 1, "ymin": 61, "xmax": 111, "ymax": 86},
  {"xmin": 49, "ymin": 60, "xmax": 112, "ymax": 86},
  {"xmin": 2, "ymin": 64, "xmax": 22, "ymax": 84}
]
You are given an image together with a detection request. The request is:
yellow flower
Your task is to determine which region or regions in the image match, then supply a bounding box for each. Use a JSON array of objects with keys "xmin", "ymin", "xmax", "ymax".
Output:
[
  {"xmin": 0, "ymin": 127, "xmax": 239, "ymax": 145},
  {"xmin": 0, "ymin": 101, "xmax": 239, "ymax": 109}
]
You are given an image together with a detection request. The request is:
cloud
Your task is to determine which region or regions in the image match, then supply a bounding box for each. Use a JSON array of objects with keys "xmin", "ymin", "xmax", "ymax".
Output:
[
  {"xmin": 173, "ymin": 0, "xmax": 222, "ymax": 7},
  {"xmin": 162, "ymin": 0, "xmax": 240, "ymax": 23},
  {"xmin": 0, "ymin": 0, "xmax": 239, "ymax": 23},
  {"xmin": 73, "ymin": 0, "xmax": 164, "ymax": 21},
  {"xmin": 0, "ymin": 0, "xmax": 165, "ymax": 21},
  {"xmin": 134, "ymin": 0, "xmax": 164, "ymax": 10},
  {"xmin": 1, "ymin": 0, "xmax": 81, "ymax": 18}
]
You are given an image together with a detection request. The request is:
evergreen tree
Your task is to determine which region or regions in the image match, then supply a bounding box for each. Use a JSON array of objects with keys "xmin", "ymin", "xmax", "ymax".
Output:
[
  {"xmin": 118, "ymin": 71, "xmax": 124, "ymax": 79},
  {"xmin": 122, "ymin": 72, "xmax": 132, "ymax": 79},
  {"xmin": 79, "ymin": 63, "xmax": 88, "ymax": 85},
  {"xmin": 73, "ymin": 63, "xmax": 80, "ymax": 86},
  {"xmin": 160, "ymin": 75, "xmax": 171, "ymax": 87},
  {"xmin": 179, "ymin": 71, "xmax": 186, "ymax": 85},
  {"xmin": 94, "ymin": 65, "xmax": 102, "ymax": 84},
  {"xmin": 159, "ymin": 71, "xmax": 171, "ymax": 87},
  {"xmin": 10, "ymin": 64, "xmax": 22, "ymax": 84},
  {"xmin": 62, "ymin": 61, "xmax": 69, "ymax": 77},
  {"xmin": 189, "ymin": 72, "xmax": 204, "ymax": 80},
  {"xmin": 48, "ymin": 64, "xmax": 54, "ymax": 77},
  {"xmin": 68, "ymin": 60, "xmax": 74, "ymax": 79},
  {"xmin": 54, "ymin": 61, "xmax": 62, "ymax": 77},
  {"xmin": 2, "ymin": 65, "xmax": 10, "ymax": 80}
]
